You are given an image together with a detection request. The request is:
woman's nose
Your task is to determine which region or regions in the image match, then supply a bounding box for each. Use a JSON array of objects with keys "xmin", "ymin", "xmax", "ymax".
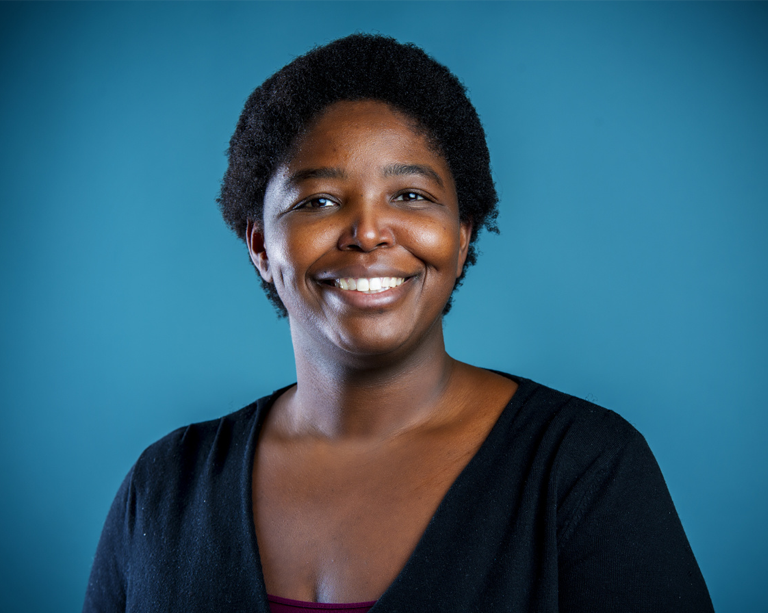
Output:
[{"xmin": 336, "ymin": 199, "xmax": 395, "ymax": 252}]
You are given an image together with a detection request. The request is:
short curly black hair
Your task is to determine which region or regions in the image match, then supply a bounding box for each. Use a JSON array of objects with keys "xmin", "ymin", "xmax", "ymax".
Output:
[{"xmin": 218, "ymin": 33, "xmax": 499, "ymax": 317}]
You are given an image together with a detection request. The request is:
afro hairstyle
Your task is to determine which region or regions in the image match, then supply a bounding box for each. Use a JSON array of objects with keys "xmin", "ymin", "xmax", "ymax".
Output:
[{"xmin": 218, "ymin": 33, "xmax": 499, "ymax": 317}]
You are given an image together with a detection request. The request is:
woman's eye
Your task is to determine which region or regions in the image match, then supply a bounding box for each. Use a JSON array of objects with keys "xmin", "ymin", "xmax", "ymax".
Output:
[
  {"xmin": 395, "ymin": 192, "xmax": 427, "ymax": 202},
  {"xmin": 298, "ymin": 197, "xmax": 335, "ymax": 209}
]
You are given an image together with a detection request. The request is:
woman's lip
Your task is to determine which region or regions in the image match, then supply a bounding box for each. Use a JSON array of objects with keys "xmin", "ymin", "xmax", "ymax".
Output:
[
  {"xmin": 315, "ymin": 264, "xmax": 413, "ymax": 282},
  {"xmin": 320, "ymin": 276, "xmax": 414, "ymax": 305},
  {"xmin": 333, "ymin": 276, "xmax": 405, "ymax": 293}
]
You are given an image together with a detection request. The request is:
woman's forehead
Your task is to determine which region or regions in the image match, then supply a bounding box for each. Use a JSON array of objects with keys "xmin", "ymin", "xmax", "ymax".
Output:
[{"xmin": 285, "ymin": 100, "xmax": 448, "ymax": 171}]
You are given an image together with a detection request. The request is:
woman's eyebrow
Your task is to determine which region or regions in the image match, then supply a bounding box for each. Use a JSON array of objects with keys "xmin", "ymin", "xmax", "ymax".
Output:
[
  {"xmin": 382, "ymin": 163, "xmax": 443, "ymax": 187},
  {"xmin": 287, "ymin": 167, "xmax": 347, "ymax": 186}
]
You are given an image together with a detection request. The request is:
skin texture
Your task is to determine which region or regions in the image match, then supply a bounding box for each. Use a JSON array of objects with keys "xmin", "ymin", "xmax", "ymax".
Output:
[{"xmin": 247, "ymin": 100, "xmax": 517, "ymax": 603}]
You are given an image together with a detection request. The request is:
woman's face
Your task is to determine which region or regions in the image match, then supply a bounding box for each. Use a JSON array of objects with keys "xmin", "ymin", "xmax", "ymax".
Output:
[{"xmin": 248, "ymin": 100, "xmax": 471, "ymax": 360}]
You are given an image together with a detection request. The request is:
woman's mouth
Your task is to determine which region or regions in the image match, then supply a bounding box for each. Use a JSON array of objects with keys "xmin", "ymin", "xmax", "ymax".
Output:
[{"xmin": 332, "ymin": 277, "xmax": 405, "ymax": 294}]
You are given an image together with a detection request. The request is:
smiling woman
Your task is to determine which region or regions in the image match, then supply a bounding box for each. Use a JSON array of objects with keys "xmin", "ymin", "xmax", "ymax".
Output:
[
  {"xmin": 250, "ymin": 100, "xmax": 470, "ymax": 361},
  {"xmin": 83, "ymin": 35, "xmax": 714, "ymax": 613}
]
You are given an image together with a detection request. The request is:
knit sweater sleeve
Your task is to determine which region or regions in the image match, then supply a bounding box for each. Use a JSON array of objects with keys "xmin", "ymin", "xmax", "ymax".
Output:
[
  {"xmin": 555, "ymin": 415, "xmax": 714, "ymax": 612},
  {"xmin": 83, "ymin": 464, "xmax": 135, "ymax": 613}
]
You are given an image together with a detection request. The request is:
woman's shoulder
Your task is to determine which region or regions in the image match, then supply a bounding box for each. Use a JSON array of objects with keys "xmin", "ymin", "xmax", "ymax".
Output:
[
  {"xmin": 486, "ymin": 374, "xmax": 671, "ymax": 544},
  {"xmin": 493, "ymin": 374, "xmax": 654, "ymax": 488},
  {"xmin": 128, "ymin": 385, "xmax": 289, "ymax": 491},
  {"xmin": 503, "ymin": 374, "xmax": 645, "ymax": 448},
  {"xmin": 135, "ymin": 402, "xmax": 255, "ymax": 467}
]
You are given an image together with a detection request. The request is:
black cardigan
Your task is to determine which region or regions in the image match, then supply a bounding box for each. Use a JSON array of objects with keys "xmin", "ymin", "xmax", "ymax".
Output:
[{"xmin": 84, "ymin": 375, "xmax": 714, "ymax": 612}]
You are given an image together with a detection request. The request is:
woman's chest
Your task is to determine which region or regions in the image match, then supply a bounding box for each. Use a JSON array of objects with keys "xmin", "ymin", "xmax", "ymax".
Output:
[{"xmin": 251, "ymin": 432, "xmax": 483, "ymax": 604}]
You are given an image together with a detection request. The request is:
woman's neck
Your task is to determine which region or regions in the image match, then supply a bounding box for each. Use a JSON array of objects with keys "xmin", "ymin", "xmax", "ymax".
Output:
[{"xmin": 279, "ymin": 318, "xmax": 460, "ymax": 440}]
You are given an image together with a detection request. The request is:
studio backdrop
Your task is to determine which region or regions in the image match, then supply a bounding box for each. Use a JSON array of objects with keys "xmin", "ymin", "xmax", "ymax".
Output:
[{"xmin": 1, "ymin": 2, "xmax": 766, "ymax": 612}]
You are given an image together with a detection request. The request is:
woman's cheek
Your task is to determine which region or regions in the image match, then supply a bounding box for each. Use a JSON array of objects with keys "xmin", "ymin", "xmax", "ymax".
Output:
[{"xmin": 412, "ymin": 221, "xmax": 461, "ymax": 268}]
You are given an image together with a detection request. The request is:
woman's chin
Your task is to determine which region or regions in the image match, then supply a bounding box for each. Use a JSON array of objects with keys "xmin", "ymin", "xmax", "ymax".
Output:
[
  {"xmin": 329, "ymin": 325, "xmax": 419, "ymax": 361},
  {"xmin": 291, "ymin": 313, "xmax": 442, "ymax": 367}
]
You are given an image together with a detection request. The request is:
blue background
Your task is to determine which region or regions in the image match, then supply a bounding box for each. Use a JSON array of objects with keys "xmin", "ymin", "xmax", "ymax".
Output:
[{"xmin": 1, "ymin": 2, "xmax": 766, "ymax": 611}]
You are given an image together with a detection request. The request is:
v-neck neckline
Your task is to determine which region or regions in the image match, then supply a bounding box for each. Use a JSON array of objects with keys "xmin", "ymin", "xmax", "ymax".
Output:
[{"xmin": 241, "ymin": 372, "xmax": 534, "ymax": 611}]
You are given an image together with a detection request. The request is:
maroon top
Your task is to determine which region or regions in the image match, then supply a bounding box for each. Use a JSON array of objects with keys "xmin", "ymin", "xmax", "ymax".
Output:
[{"xmin": 267, "ymin": 594, "xmax": 376, "ymax": 613}]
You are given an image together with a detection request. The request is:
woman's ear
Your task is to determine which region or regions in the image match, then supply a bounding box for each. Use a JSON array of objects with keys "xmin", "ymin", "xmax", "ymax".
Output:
[
  {"xmin": 246, "ymin": 220, "xmax": 273, "ymax": 283},
  {"xmin": 456, "ymin": 220, "xmax": 473, "ymax": 278}
]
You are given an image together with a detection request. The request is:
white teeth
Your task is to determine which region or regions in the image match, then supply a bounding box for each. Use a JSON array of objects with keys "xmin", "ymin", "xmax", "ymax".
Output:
[{"xmin": 333, "ymin": 277, "xmax": 405, "ymax": 293}]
